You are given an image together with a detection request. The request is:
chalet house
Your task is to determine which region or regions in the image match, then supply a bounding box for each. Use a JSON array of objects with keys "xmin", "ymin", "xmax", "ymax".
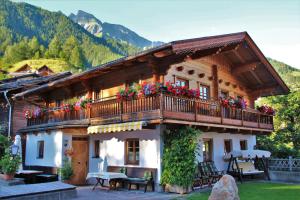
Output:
[
  {"xmin": 13, "ymin": 32, "xmax": 289, "ymax": 187},
  {"xmin": 10, "ymin": 64, "xmax": 54, "ymax": 77},
  {"xmin": 0, "ymin": 72, "xmax": 71, "ymax": 137}
]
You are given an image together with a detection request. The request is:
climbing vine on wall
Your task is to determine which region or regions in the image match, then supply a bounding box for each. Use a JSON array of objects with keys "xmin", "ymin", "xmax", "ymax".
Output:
[{"xmin": 161, "ymin": 126, "xmax": 201, "ymax": 188}]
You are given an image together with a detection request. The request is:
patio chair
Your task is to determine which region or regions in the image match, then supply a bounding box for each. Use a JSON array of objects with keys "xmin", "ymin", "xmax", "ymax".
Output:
[
  {"xmin": 197, "ymin": 162, "xmax": 213, "ymax": 187},
  {"xmin": 206, "ymin": 161, "xmax": 225, "ymax": 183},
  {"xmin": 193, "ymin": 165, "xmax": 203, "ymax": 189}
]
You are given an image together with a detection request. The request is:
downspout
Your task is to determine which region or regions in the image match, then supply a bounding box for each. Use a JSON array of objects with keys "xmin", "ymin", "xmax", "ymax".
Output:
[{"xmin": 3, "ymin": 90, "xmax": 12, "ymax": 137}]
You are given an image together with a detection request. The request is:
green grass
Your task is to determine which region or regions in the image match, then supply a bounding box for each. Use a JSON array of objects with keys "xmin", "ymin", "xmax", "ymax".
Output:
[
  {"xmin": 187, "ymin": 182, "xmax": 300, "ymax": 200},
  {"xmin": 8, "ymin": 59, "xmax": 72, "ymax": 73}
]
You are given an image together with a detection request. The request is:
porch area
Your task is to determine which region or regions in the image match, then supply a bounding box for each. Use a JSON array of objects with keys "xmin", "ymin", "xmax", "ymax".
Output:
[{"xmin": 26, "ymin": 93, "xmax": 274, "ymax": 133}]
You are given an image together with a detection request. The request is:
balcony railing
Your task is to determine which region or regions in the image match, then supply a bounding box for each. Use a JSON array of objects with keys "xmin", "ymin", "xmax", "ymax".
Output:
[
  {"xmin": 27, "ymin": 93, "xmax": 274, "ymax": 130},
  {"xmin": 27, "ymin": 108, "xmax": 88, "ymax": 126}
]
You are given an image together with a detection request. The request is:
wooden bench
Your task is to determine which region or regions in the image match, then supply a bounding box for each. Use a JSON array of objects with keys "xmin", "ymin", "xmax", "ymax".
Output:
[
  {"xmin": 36, "ymin": 174, "xmax": 58, "ymax": 183},
  {"xmin": 227, "ymin": 155, "xmax": 268, "ymax": 183},
  {"xmin": 107, "ymin": 166, "xmax": 157, "ymax": 192}
]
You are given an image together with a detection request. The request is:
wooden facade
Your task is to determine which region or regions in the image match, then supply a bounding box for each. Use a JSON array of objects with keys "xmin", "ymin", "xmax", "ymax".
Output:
[{"xmin": 15, "ymin": 32, "xmax": 289, "ymax": 135}]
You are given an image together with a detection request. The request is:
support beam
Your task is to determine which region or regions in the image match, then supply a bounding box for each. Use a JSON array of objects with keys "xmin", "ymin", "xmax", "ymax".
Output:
[
  {"xmin": 137, "ymin": 55, "xmax": 153, "ymax": 62},
  {"xmin": 212, "ymin": 65, "xmax": 219, "ymax": 100},
  {"xmin": 250, "ymin": 85, "xmax": 278, "ymax": 97},
  {"xmin": 153, "ymin": 49, "xmax": 172, "ymax": 58},
  {"xmin": 232, "ymin": 50, "xmax": 245, "ymax": 63},
  {"xmin": 232, "ymin": 61, "xmax": 261, "ymax": 76},
  {"xmin": 250, "ymin": 70, "xmax": 263, "ymax": 85}
]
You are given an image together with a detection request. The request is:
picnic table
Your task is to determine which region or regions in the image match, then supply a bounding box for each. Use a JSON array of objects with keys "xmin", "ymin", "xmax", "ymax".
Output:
[
  {"xmin": 86, "ymin": 172, "xmax": 127, "ymax": 190},
  {"xmin": 16, "ymin": 170, "xmax": 43, "ymax": 184}
]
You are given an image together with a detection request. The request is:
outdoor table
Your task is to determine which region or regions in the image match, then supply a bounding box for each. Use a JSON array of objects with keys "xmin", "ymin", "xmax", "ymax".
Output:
[
  {"xmin": 16, "ymin": 170, "xmax": 43, "ymax": 184},
  {"xmin": 86, "ymin": 172, "xmax": 127, "ymax": 190}
]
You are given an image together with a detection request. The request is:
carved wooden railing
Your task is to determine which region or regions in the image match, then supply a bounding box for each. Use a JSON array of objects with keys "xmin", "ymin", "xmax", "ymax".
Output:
[
  {"xmin": 27, "ymin": 93, "xmax": 274, "ymax": 130},
  {"xmin": 27, "ymin": 108, "xmax": 88, "ymax": 126}
]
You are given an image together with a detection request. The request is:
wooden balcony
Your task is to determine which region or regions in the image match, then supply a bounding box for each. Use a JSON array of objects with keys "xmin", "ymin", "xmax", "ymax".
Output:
[{"xmin": 27, "ymin": 94, "xmax": 274, "ymax": 132}]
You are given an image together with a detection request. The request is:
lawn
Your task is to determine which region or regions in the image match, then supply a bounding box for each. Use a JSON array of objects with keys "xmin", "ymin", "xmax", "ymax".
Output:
[{"xmin": 187, "ymin": 182, "xmax": 300, "ymax": 200}]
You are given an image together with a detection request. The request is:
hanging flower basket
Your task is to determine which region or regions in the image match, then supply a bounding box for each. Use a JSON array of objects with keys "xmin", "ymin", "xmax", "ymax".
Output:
[
  {"xmin": 61, "ymin": 104, "xmax": 73, "ymax": 112},
  {"xmin": 256, "ymin": 105, "xmax": 275, "ymax": 115},
  {"xmin": 24, "ymin": 109, "xmax": 33, "ymax": 119},
  {"xmin": 64, "ymin": 147, "xmax": 74, "ymax": 157},
  {"xmin": 220, "ymin": 96, "xmax": 247, "ymax": 109}
]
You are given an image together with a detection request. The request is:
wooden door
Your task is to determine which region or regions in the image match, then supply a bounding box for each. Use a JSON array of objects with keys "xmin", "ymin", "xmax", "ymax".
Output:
[{"xmin": 70, "ymin": 137, "xmax": 88, "ymax": 185}]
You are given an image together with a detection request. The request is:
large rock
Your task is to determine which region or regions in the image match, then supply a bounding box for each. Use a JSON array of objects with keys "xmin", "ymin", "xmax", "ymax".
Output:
[{"xmin": 208, "ymin": 175, "xmax": 239, "ymax": 200}]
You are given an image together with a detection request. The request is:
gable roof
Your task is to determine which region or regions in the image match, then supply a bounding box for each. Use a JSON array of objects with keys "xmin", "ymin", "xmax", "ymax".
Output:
[
  {"xmin": 0, "ymin": 72, "xmax": 72, "ymax": 95},
  {"xmin": 13, "ymin": 32, "xmax": 289, "ymax": 100}
]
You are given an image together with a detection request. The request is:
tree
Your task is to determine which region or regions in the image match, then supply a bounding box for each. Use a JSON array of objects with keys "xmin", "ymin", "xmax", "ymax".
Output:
[
  {"xmin": 45, "ymin": 36, "xmax": 62, "ymax": 58},
  {"xmin": 257, "ymin": 90, "xmax": 300, "ymax": 157},
  {"xmin": 61, "ymin": 35, "xmax": 78, "ymax": 60},
  {"xmin": 69, "ymin": 46, "xmax": 83, "ymax": 68}
]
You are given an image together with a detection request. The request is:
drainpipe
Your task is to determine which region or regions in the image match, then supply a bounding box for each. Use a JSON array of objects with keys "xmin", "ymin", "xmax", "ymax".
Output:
[{"xmin": 3, "ymin": 90, "xmax": 12, "ymax": 137}]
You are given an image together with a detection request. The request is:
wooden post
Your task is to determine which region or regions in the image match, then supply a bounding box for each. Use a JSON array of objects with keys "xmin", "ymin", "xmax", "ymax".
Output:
[
  {"xmin": 220, "ymin": 104, "xmax": 223, "ymax": 124},
  {"xmin": 149, "ymin": 59, "xmax": 159, "ymax": 83},
  {"xmin": 194, "ymin": 100, "xmax": 197, "ymax": 122},
  {"xmin": 241, "ymin": 110, "xmax": 244, "ymax": 126},
  {"xmin": 212, "ymin": 65, "xmax": 219, "ymax": 100},
  {"xmin": 289, "ymin": 156, "xmax": 293, "ymax": 172},
  {"xmin": 248, "ymin": 96, "xmax": 256, "ymax": 109},
  {"xmin": 159, "ymin": 74, "xmax": 165, "ymax": 84},
  {"xmin": 159, "ymin": 93, "xmax": 165, "ymax": 119}
]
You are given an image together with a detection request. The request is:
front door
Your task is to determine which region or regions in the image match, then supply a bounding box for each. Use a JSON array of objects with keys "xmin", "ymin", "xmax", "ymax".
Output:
[{"xmin": 71, "ymin": 137, "xmax": 88, "ymax": 185}]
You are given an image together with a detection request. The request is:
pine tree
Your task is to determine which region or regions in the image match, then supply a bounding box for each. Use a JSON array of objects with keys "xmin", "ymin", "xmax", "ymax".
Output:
[
  {"xmin": 69, "ymin": 46, "xmax": 83, "ymax": 68},
  {"xmin": 45, "ymin": 36, "xmax": 62, "ymax": 58}
]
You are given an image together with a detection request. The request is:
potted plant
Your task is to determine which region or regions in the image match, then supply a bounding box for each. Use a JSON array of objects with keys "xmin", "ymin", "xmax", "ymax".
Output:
[
  {"xmin": 58, "ymin": 158, "xmax": 74, "ymax": 184},
  {"xmin": 0, "ymin": 152, "xmax": 21, "ymax": 181}
]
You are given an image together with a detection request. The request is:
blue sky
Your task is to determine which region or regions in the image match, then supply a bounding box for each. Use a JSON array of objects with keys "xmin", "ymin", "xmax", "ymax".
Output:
[{"xmin": 18, "ymin": 0, "xmax": 300, "ymax": 69}]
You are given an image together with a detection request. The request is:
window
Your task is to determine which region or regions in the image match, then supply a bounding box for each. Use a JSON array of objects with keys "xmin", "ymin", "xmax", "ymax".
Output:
[
  {"xmin": 240, "ymin": 140, "xmax": 248, "ymax": 150},
  {"xmin": 93, "ymin": 140, "xmax": 100, "ymax": 158},
  {"xmin": 203, "ymin": 138, "xmax": 213, "ymax": 161},
  {"xmin": 224, "ymin": 139, "xmax": 232, "ymax": 155},
  {"xmin": 220, "ymin": 90, "xmax": 229, "ymax": 99},
  {"xmin": 94, "ymin": 90, "xmax": 101, "ymax": 100},
  {"xmin": 55, "ymin": 100, "xmax": 61, "ymax": 107},
  {"xmin": 175, "ymin": 77, "xmax": 189, "ymax": 88},
  {"xmin": 125, "ymin": 139, "xmax": 139, "ymax": 165},
  {"xmin": 199, "ymin": 84, "xmax": 210, "ymax": 100},
  {"xmin": 37, "ymin": 141, "xmax": 44, "ymax": 159}
]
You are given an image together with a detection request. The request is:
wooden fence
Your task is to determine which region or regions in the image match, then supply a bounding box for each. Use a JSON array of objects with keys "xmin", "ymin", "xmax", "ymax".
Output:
[{"xmin": 268, "ymin": 157, "xmax": 300, "ymax": 172}]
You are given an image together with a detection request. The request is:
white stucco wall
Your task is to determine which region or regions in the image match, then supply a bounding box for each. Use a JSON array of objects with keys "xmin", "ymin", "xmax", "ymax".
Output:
[
  {"xmin": 198, "ymin": 132, "xmax": 256, "ymax": 171},
  {"xmin": 89, "ymin": 126, "xmax": 162, "ymax": 182},
  {"xmin": 25, "ymin": 130, "xmax": 63, "ymax": 167}
]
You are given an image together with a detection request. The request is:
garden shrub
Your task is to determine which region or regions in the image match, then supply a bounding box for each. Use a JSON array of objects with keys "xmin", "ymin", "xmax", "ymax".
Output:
[
  {"xmin": 59, "ymin": 158, "xmax": 74, "ymax": 180},
  {"xmin": 161, "ymin": 126, "xmax": 201, "ymax": 187}
]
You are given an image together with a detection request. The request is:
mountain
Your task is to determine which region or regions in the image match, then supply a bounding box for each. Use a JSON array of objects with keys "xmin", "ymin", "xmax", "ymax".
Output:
[
  {"xmin": 0, "ymin": 0, "xmax": 139, "ymax": 71},
  {"xmin": 69, "ymin": 10, "xmax": 163, "ymax": 49}
]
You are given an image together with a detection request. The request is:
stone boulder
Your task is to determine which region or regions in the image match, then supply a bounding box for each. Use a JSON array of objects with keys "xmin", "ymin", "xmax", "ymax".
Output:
[{"xmin": 208, "ymin": 175, "xmax": 239, "ymax": 200}]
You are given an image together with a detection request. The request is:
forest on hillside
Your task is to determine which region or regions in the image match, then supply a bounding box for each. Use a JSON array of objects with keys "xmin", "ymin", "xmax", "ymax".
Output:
[
  {"xmin": 0, "ymin": 0, "xmax": 138, "ymax": 74},
  {"xmin": 257, "ymin": 59, "xmax": 300, "ymax": 158}
]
